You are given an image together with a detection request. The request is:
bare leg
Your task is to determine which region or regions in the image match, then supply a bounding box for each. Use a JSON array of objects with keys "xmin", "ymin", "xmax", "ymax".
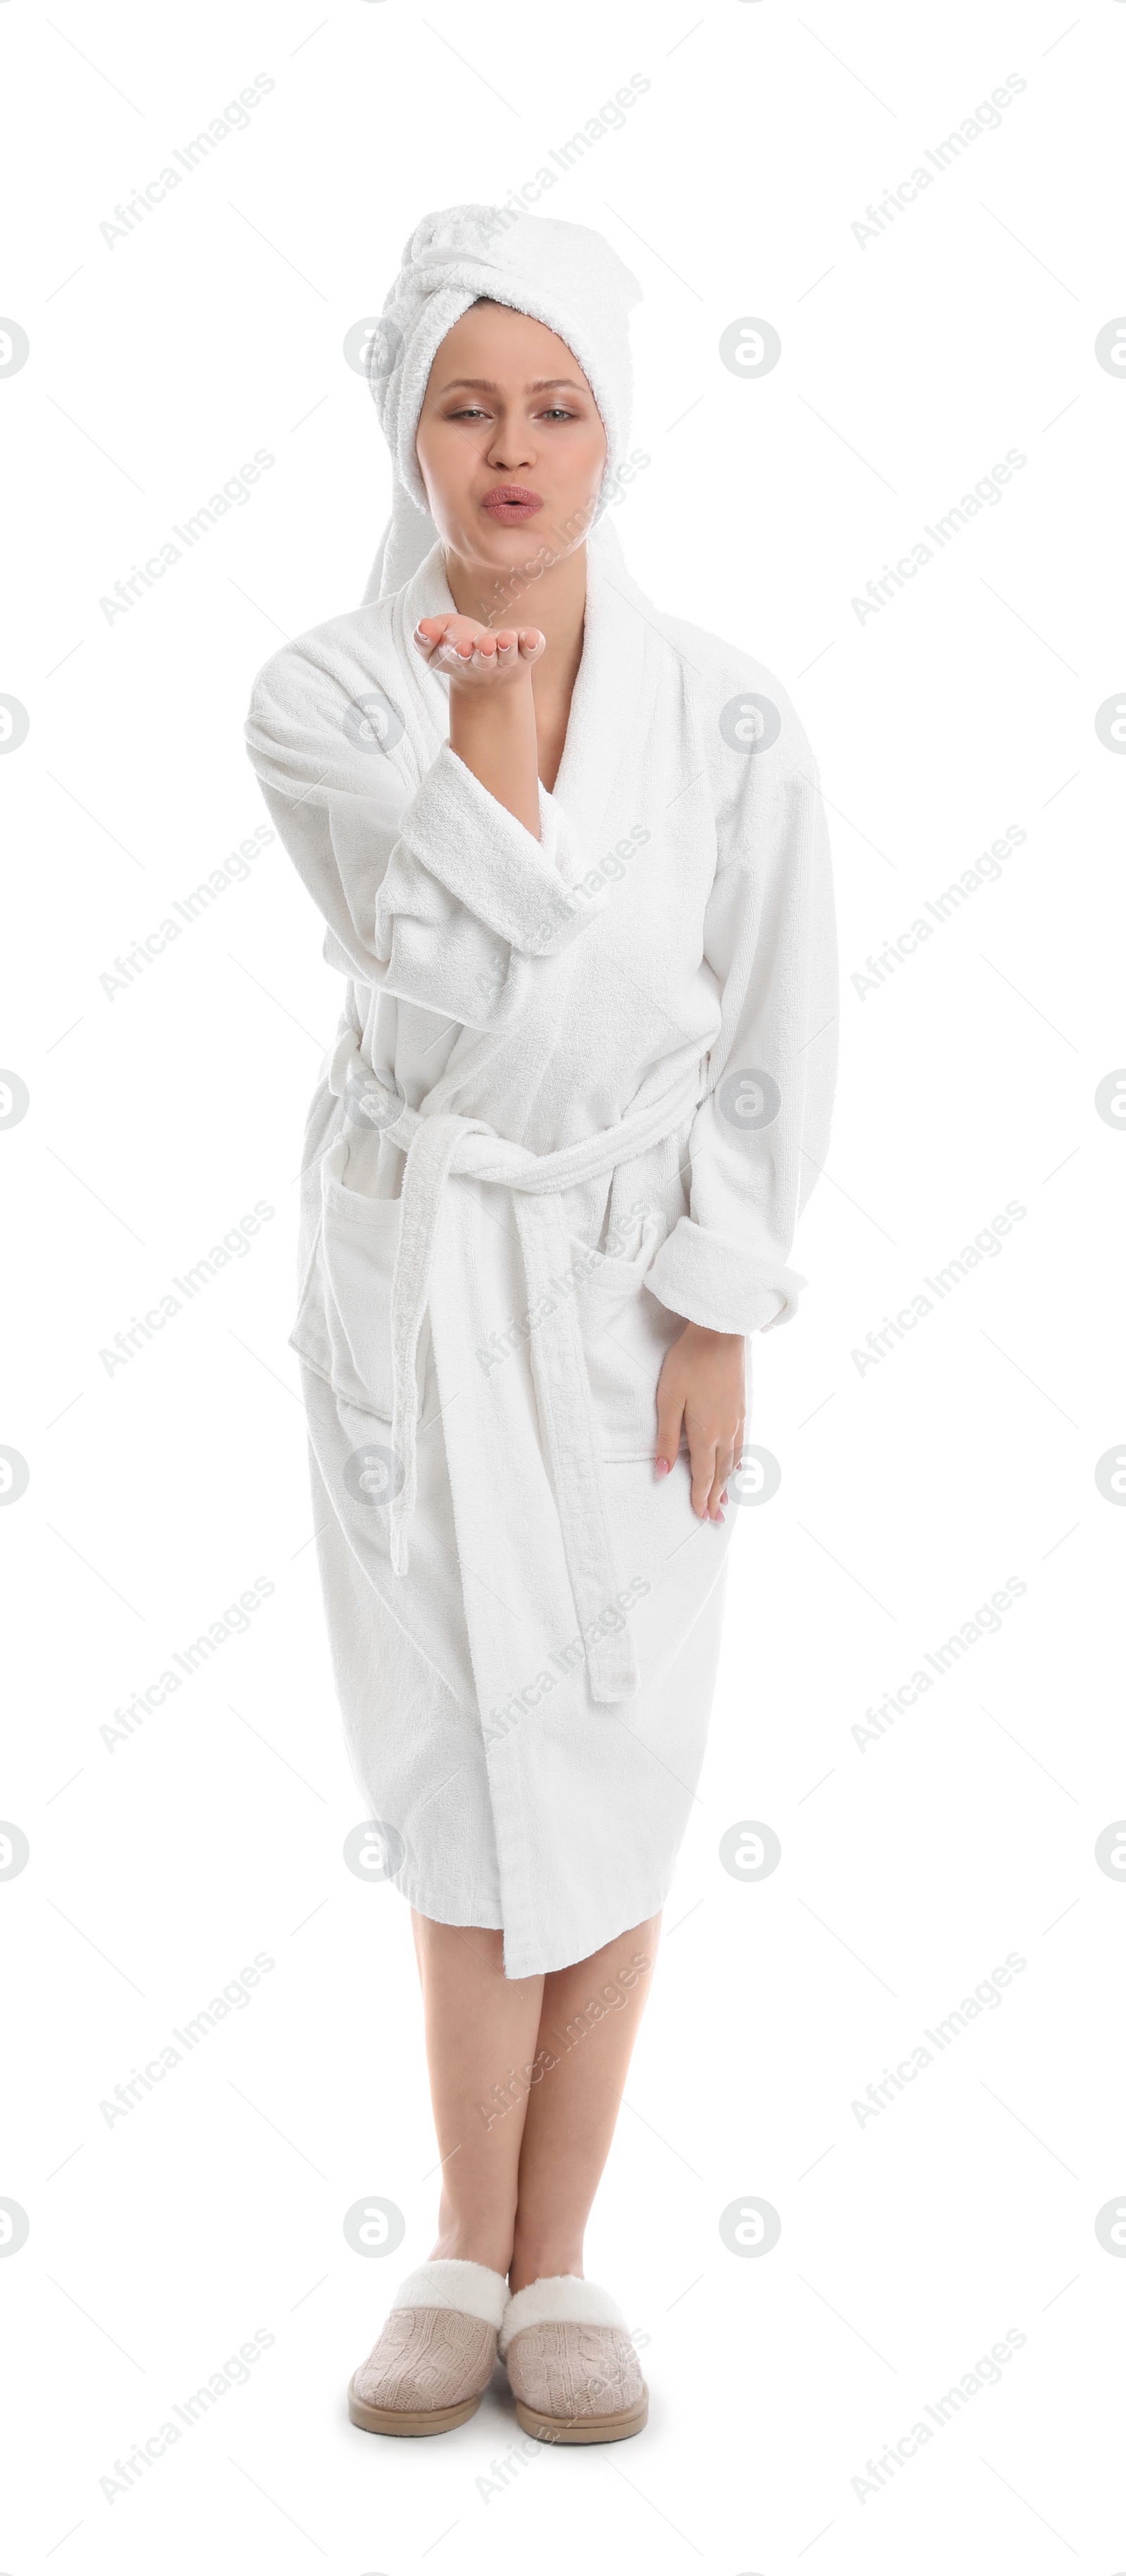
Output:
[
  {"xmin": 411, "ymin": 1914, "xmax": 543, "ymax": 2276},
  {"xmin": 509, "ymin": 1913, "xmax": 662, "ymax": 2292}
]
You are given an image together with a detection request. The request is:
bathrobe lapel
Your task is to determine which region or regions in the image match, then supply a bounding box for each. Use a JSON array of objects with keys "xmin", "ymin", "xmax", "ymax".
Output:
[{"xmin": 386, "ymin": 528, "xmax": 657, "ymax": 866}]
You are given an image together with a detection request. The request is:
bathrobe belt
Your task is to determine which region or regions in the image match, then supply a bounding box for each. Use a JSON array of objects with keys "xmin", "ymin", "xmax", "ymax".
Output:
[{"xmin": 327, "ymin": 1028, "xmax": 704, "ymax": 1706}]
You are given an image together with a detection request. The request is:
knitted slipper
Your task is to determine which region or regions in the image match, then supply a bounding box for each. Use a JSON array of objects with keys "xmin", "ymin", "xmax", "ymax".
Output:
[
  {"xmin": 499, "ymin": 2275, "xmax": 648, "ymax": 2444},
  {"xmin": 348, "ymin": 2258, "xmax": 509, "ymax": 2435}
]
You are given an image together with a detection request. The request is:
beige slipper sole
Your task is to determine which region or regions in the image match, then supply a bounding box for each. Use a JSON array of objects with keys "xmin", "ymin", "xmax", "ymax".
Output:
[
  {"xmin": 514, "ymin": 2389, "xmax": 648, "ymax": 2444},
  {"xmin": 348, "ymin": 2371, "xmax": 484, "ymax": 2436}
]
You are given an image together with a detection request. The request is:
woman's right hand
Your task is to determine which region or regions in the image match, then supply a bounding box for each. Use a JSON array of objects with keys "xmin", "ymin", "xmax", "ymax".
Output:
[
  {"xmin": 413, "ymin": 614, "xmax": 545, "ymax": 693},
  {"xmin": 415, "ymin": 615, "xmax": 545, "ymax": 834}
]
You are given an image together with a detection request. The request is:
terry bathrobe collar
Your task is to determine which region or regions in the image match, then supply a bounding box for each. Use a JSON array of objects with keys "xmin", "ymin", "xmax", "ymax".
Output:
[{"xmin": 382, "ymin": 521, "xmax": 659, "ymax": 867}]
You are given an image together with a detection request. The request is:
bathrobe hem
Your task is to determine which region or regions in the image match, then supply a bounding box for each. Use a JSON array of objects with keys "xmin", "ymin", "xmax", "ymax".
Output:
[{"xmin": 385, "ymin": 1863, "xmax": 676, "ymax": 1978}]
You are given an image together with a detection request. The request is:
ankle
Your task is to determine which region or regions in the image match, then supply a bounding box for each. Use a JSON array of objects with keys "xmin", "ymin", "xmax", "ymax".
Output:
[
  {"xmin": 427, "ymin": 2224, "xmax": 513, "ymax": 2278},
  {"xmin": 508, "ymin": 2244, "xmax": 585, "ymax": 2294}
]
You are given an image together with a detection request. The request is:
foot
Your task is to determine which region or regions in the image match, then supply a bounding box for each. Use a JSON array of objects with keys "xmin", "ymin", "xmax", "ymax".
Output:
[
  {"xmin": 348, "ymin": 2258, "xmax": 508, "ymax": 2437},
  {"xmin": 499, "ymin": 2275, "xmax": 648, "ymax": 2444}
]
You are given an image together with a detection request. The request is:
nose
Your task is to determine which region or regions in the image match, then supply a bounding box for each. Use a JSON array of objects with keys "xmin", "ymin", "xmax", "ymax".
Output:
[{"xmin": 485, "ymin": 406, "xmax": 535, "ymax": 474}]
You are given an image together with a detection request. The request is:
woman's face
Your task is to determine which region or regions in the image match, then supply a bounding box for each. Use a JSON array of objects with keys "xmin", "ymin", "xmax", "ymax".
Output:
[{"xmin": 414, "ymin": 301, "xmax": 607, "ymax": 591}]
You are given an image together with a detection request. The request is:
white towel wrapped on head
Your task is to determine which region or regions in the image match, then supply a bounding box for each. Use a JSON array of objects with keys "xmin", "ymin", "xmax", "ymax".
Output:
[{"xmin": 359, "ymin": 200, "xmax": 643, "ymax": 601}]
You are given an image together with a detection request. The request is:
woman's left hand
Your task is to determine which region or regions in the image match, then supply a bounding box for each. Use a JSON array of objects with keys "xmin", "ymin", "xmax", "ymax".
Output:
[{"xmin": 654, "ymin": 1322, "xmax": 745, "ymax": 1522}]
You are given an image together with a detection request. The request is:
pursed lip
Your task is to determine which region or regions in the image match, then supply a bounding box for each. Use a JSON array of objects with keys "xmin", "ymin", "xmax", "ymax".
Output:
[{"xmin": 481, "ymin": 484, "xmax": 543, "ymax": 516}]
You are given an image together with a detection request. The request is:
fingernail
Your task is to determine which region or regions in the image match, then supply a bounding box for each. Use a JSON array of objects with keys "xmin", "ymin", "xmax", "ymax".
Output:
[{"xmin": 654, "ymin": 1458, "xmax": 670, "ymax": 1479}]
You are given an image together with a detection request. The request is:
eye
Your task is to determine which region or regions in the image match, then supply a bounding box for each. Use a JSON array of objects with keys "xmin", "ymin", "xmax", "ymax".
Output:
[{"xmin": 443, "ymin": 403, "xmax": 581, "ymax": 424}]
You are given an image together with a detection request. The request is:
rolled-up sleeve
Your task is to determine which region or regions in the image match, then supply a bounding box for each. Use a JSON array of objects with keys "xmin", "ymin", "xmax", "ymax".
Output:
[{"xmin": 382, "ymin": 743, "xmax": 590, "ymax": 949}]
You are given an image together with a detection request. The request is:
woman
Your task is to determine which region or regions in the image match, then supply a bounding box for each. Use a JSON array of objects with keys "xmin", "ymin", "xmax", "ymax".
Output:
[{"xmin": 245, "ymin": 203, "xmax": 837, "ymax": 2446}]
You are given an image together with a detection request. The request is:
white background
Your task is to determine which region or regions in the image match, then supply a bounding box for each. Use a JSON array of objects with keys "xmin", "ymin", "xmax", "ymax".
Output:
[{"xmin": 2, "ymin": 1, "xmax": 1124, "ymax": 2568}]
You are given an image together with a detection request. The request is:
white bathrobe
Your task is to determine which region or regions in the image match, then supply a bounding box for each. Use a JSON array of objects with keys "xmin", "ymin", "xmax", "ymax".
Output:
[{"xmin": 245, "ymin": 516, "xmax": 837, "ymax": 1976}]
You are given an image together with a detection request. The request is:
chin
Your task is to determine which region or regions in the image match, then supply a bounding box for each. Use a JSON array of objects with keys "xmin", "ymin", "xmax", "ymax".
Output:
[{"xmin": 461, "ymin": 520, "xmax": 551, "ymax": 583}]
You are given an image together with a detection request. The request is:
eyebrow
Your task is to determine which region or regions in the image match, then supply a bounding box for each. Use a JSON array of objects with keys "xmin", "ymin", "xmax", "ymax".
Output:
[{"xmin": 436, "ymin": 376, "xmax": 589, "ymax": 396}]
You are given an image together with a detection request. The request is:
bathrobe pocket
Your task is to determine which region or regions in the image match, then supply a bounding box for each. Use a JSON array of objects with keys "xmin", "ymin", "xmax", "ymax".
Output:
[
  {"xmin": 290, "ymin": 1137, "xmax": 400, "ymax": 1420},
  {"xmin": 574, "ymin": 1219, "xmax": 685, "ymax": 1461}
]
